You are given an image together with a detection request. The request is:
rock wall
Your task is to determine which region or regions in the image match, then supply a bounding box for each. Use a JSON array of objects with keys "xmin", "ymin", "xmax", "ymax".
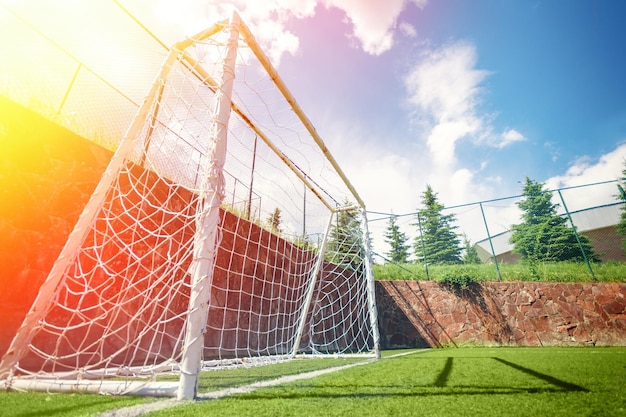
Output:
[
  {"xmin": 0, "ymin": 95, "xmax": 113, "ymax": 357},
  {"xmin": 4, "ymin": 96, "xmax": 626, "ymax": 365},
  {"xmin": 1, "ymin": 96, "xmax": 365, "ymax": 368},
  {"xmin": 376, "ymin": 280, "xmax": 626, "ymax": 348}
]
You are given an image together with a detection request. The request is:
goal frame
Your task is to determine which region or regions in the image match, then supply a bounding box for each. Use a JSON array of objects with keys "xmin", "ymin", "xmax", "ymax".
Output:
[{"xmin": 0, "ymin": 10, "xmax": 380, "ymax": 400}]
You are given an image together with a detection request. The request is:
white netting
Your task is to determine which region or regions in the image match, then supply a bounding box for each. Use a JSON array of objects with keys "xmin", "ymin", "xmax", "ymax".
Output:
[{"xmin": 0, "ymin": 13, "xmax": 379, "ymax": 397}]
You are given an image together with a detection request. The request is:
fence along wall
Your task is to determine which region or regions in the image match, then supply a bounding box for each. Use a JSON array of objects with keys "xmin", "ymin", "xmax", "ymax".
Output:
[
  {"xmin": 368, "ymin": 180, "xmax": 626, "ymax": 282},
  {"xmin": 473, "ymin": 202, "xmax": 625, "ymax": 265}
]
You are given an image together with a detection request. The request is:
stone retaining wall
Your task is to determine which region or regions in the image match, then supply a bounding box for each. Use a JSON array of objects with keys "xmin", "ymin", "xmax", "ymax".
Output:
[
  {"xmin": 376, "ymin": 280, "xmax": 626, "ymax": 348},
  {"xmin": 0, "ymin": 96, "xmax": 366, "ymax": 365},
  {"xmin": 4, "ymin": 97, "xmax": 626, "ymax": 356}
]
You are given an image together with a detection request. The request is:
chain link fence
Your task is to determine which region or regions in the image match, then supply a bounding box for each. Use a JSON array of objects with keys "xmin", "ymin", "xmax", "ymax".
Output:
[
  {"xmin": 0, "ymin": 2, "xmax": 329, "ymax": 244},
  {"xmin": 369, "ymin": 180, "xmax": 626, "ymax": 282},
  {"xmin": 0, "ymin": 1, "xmax": 169, "ymax": 150},
  {"xmin": 4, "ymin": 2, "xmax": 625, "ymax": 283}
]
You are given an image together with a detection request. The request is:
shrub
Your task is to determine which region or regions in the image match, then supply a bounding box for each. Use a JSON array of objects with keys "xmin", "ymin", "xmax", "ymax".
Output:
[{"xmin": 438, "ymin": 267, "xmax": 482, "ymax": 291}]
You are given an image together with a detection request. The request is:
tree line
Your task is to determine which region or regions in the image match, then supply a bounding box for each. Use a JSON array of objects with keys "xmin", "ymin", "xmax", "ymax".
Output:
[
  {"xmin": 264, "ymin": 166, "xmax": 626, "ymax": 272},
  {"xmin": 384, "ymin": 174, "xmax": 626, "ymax": 266}
]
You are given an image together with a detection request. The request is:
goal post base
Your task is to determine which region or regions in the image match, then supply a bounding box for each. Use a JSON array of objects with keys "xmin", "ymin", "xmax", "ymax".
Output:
[{"xmin": 0, "ymin": 378, "xmax": 179, "ymax": 397}]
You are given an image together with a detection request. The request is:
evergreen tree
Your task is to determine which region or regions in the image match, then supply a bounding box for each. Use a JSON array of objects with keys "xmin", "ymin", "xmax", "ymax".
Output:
[
  {"xmin": 327, "ymin": 200, "xmax": 363, "ymax": 267},
  {"xmin": 615, "ymin": 162, "xmax": 626, "ymax": 250},
  {"xmin": 412, "ymin": 185, "xmax": 462, "ymax": 264},
  {"xmin": 510, "ymin": 177, "xmax": 599, "ymax": 262},
  {"xmin": 267, "ymin": 207, "xmax": 282, "ymax": 234},
  {"xmin": 462, "ymin": 234, "xmax": 481, "ymax": 264},
  {"xmin": 384, "ymin": 214, "xmax": 410, "ymax": 263}
]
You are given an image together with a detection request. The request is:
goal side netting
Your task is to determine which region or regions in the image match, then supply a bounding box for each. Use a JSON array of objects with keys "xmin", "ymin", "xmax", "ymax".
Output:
[{"xmin": 0, "ymin": 11, "xmax": 380, "ymax": 400}]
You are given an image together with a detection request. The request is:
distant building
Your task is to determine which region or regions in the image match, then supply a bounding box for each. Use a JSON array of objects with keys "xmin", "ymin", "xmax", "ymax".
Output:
[{"xmin": 474, "ymin": 202, "xmax": 626, "ymax": 264}]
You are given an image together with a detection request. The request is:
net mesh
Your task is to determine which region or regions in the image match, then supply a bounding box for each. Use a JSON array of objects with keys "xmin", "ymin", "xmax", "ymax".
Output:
[{"xmin": 1, "ymin": 14, "xmax": 378, "ymax": 395}]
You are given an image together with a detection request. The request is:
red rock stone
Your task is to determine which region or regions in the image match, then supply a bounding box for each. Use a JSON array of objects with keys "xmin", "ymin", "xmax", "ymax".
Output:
[
  {"xmin": 604, "ymin": 299, "xmax": 626, "ymax": 315},
  {"xmin": 375, "ymin": 281, "xmax": 626, "ymax": 349}
]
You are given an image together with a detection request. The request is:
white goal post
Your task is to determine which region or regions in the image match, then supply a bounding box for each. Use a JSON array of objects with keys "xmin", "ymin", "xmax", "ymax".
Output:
[{"xmin": 0, "ymin": 11, "xmax": 380, "ymax": 400}]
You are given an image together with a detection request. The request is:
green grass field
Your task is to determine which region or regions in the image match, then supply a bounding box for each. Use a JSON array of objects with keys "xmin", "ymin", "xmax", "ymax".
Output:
[
  {"xmin": 1, "ymin": 347, "xmax": 625, "ymax": 417},
  {"xmin": 373, "ymin": 260, "xmax": 626, "ymax": 283}
]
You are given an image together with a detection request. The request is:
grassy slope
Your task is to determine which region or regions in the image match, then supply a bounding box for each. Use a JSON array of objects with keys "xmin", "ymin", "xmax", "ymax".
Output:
[{"xmin": 373, "ymin": 261, "xmax": 626, "ymax": 283}]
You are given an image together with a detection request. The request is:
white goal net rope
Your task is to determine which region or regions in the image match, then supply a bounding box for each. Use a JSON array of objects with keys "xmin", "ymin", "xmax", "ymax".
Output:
[{"xmin": 0, "ymin": 12, "xmax": 379, "ymax": 398}]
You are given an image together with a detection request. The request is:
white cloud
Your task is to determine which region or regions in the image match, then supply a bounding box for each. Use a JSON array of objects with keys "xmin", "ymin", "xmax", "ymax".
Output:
[
  {"xmin": 403, "ymin": 39, "xmax": 488, "ymax": 190},
  {"xmin": 235, "ymin": 0, "xmax": 428, "ymax": 57},
  {"xmin": 128, "ymin": 0, "xmax": 317, "ymax": 66},
  {"xmin": 543, "ymin": 142, "xmax": 626, "ymax": 212},
  {"xmin": 405, "ymin": 41, "xmax": 489, "ymax": 123},
  {"xmin": 131, "ymin": 0, "xmax": 428, "ymax": 65},
  {"xmin": 498, "ymin": 128, "xmax": 526, "ymax": 148},
  {"xmin": 546, "ymin": 143, "xmax": 626, "ymax": 188},
  {"xmin": 254, "ymin": 19, "xmax": 300, "ymax": 64},
  {"xmin": 323, "ymin": 0, "xmax": 425, "ymax": 55},
  {"xmin": 399, "ymin": 21, "xmax": 417, "ymax": 38},
  {"xmin": 153, "ymin": 0, "xmax": 427, "ymax": 60},
  {"xmin": 425, "ymin": 119, "xmax": 480, "ymax": 167},
  {"xmin": 401, "ymin": 40, "xmax": 530, "ymax": 207}
]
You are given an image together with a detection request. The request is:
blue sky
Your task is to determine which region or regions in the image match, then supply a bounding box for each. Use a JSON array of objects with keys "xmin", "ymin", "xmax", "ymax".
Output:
[
  {"xmin": 267, "ymin": 0, "xmax": 626, "ymax": 215},
  {"xmin": 3, "ymin": 0, "xmax": 626, "ymax": 252},
  {"xmin": 270, "ymin": 0, "xmax": 626, "ymax": 212},
  {"xmin": 5, "ymin": 0, "xmax": 626, "ymax": 211}
]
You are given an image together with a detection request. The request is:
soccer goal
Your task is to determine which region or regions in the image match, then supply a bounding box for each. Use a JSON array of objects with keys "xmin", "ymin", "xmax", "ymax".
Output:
[{"xmin": 0, "ymin": 11, "xmax": 380, "ymax": 400}]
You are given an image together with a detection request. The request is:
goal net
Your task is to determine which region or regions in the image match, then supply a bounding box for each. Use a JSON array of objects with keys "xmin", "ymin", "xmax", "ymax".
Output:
[{"xmin": 0, "ymin": 11, "xmax": 379, "ymax": 400}]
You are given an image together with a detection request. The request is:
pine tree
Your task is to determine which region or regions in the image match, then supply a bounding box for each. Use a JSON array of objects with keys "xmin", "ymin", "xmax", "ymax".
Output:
[
  {"xmin": 384, "ymin": 214, "xmax": 410, "ymax": 263},
  {"xmin": 412, "ymin": 185, "xmax": 462, "ymax": 264},
  {"xmin": 326, "ymin": 200, "xmax": 363, "ymax": 267},
  {"xmin": 510, "ymin": 177, "xmax": 599, "ymax": 262},
  {"xmin": 267, "ymin": 207, "xmax": 282, "ymax": 234},
  {"xmin": 462, "ymin": 234, "xmax": 481, "ymax": 264}
]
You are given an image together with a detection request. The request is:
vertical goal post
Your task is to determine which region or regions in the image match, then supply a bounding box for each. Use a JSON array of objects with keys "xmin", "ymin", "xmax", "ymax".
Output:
[{"xmin": 0, "ymin": 10, "xmax": 380, "ymax": 400}]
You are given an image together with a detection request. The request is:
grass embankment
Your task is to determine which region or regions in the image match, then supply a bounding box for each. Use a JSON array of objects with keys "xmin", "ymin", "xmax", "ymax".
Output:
[
  {"xmin": 1, "ymin": 347, "xmax": 625, "ymax": 417},
  {"xmin": 373, "ymin": 261, "xmax": 626, "ymax": 283}
]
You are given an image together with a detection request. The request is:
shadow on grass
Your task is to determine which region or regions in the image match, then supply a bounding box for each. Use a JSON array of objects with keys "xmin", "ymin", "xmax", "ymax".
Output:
[
  {"xmin": 492, "ymin": 357, "xmax": 588, "ymax": 392},
  {"xmin": 219, "ymin": 355, "xmax": 588, "ymax": 402},
  {"xmin": 434, "ymin": 357, "xmax": 453, "ymax": 387},
  {"xmin": 233, "ymin": 385, "xmax": 582, "ymax": 401}
]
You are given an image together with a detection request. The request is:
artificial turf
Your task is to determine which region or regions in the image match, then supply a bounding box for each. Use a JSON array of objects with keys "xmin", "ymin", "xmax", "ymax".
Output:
[{"xmin": 1, "ymin": 347, "xmax": 625, "ymax": 417}]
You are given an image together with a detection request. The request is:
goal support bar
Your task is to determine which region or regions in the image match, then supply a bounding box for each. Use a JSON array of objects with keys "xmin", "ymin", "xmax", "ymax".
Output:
[{"xmin": 291, "ymin": 211, "xmax": 335, "ymax": 356}]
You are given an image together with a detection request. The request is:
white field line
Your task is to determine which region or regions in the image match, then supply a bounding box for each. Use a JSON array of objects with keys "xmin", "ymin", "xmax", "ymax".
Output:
[
  {"xmin": 96, "ymin": 398, "xmax": 182, "ymax": 417},
  {"xmin": 97, "ymin": 349, "xmax": 429, "ymax": 417}
]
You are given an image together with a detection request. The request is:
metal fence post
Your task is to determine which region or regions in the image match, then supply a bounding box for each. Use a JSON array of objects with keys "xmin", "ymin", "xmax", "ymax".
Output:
[
  {"xmin": 557, "ymin": 190, "xmax": 596, "ymax": 281},
  {"xmin": 479, "ymin": 203, "xmax": 502, "ymax": 281}
]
